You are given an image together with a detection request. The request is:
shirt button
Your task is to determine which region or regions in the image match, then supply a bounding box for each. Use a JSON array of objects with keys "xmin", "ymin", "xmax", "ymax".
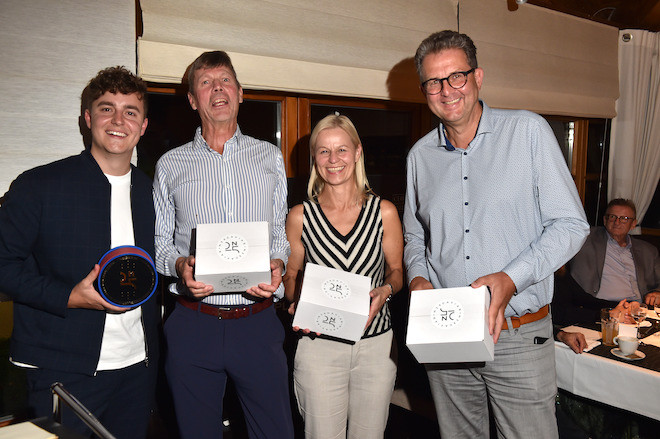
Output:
[
  {"xmin": 463, "ymin": 152, "xmax": 467, "ymax": 155},
  {"xmin": 466, "ymin": 256, "xmax": 470, "ymax": 260},
  {"xmin": 465, "ymin": 229, "xmax": 469, "ymax": 233},
  {"xmin": 464, "ymin": 176, "xmax": 468, "ymax": 180},
  {"xmin": 465, "ymin": 202, "xmax": 468, "ymax": 205}
]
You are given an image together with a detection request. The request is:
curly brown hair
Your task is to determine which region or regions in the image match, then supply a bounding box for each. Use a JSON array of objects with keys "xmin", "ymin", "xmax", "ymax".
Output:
[{"xmin": 83, "ymin": 66, "xmax": 148, "ymax": 114}]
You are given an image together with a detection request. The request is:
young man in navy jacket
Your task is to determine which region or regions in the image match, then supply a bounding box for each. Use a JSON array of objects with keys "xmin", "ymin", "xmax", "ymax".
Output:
[{"xmin": 0, "ymin": 66, "xmax": 158, "ymax": 439}]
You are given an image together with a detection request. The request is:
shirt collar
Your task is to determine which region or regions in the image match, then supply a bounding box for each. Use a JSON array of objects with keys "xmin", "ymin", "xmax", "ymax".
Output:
[
  {"xmin": 438, "ymin": 100, "xmax": 490, "ymax": 151},
  {"xmin": 193, "ymin": 125, "xmax": 243, "ymax": 153},
  {"xmin": 605, "ymin": 230, "xmax": 632, "ymax": 249}
]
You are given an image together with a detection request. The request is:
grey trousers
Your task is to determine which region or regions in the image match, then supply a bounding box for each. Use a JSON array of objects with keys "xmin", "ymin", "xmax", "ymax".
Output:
[
  {"xmin": 294, "ymin": 330, "xmax": 397, "ymax": 439},
  {"xmin": 426, "ymin": 314, "xmax": 558, "ymax": 439}
]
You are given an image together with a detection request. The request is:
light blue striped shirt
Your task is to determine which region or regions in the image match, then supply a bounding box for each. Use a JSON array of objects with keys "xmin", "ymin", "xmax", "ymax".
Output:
[
  {"xmin": 403, "ymin": 102, "xmax": 589, "ymax": 317},
  {"xmin": 153, "ymin": 126, "xmax": 290, "ymax": 305}
]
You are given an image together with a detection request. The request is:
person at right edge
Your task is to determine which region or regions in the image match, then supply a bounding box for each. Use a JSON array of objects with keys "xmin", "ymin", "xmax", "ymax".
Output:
[{"xmin": 402, "ymin": 30, "xmax": 589, "ymax": 438}]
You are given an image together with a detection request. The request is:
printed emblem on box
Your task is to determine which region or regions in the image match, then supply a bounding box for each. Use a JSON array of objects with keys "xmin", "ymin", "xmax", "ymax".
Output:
[
  {"xmin": 216, "ymin": 234, "xmax": 248, "ymax": 262},
  {"xmin": 220, "ymin": 275, "xmax": 249, "ymax": 290},
  {"xmin": 315, "ymin": 311, "xmax": 345, "ymax": 332},
  {"xmin": 322, "ymin": 278, "xmax": 351, "ymax": 300},
  {"xmin": 431, "ymin": 299, "xmax": 464, "ymax": 328}
]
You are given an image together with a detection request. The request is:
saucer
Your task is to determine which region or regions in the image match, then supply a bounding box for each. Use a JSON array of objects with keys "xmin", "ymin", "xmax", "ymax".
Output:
[{"xmin": 611, "ymin": 348, "xmax": 645, "ymax": 361}]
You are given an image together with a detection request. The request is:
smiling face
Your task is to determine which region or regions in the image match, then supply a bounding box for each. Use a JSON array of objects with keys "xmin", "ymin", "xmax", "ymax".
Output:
[
  {"xmin": 188, "ymin": 65, "xmax": 243, "ymax": 130},
  {"xmin": 313, "ymin": 127, "xmax": 362, "ymax": 189},
  {"xmin": 85, "ymin": 91, "xmax": 148, "ymax": 171},
  {"xmin": 421, "ymin": 48, "xmax": 483, "ymax": 131}
]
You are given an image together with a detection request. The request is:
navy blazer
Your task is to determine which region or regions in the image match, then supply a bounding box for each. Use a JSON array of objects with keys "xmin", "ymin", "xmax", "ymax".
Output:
[
  {"xmin": 0, "ymin": 150, "xmax": 158, "ymax": 375},
  {"xmin": 568, "ymin": 226, "xmax": 660, "ymax": 298}
]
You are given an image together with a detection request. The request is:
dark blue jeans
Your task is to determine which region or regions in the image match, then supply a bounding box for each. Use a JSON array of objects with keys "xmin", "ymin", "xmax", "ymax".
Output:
[{"xmin": 26, "ymin": 361, "xmax": 156, "ymax": 439}]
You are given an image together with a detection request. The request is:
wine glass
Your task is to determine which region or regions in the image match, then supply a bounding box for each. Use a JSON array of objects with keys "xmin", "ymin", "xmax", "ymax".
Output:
[{"xmin": 630, "ymin": 303, "xmax": 647, "ymax": 338}]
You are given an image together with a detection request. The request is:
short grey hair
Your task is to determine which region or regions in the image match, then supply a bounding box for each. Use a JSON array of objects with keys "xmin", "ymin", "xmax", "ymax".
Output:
[{"xmin": 414, "ymin": 30, "xmax": 478, "ymax": 81}]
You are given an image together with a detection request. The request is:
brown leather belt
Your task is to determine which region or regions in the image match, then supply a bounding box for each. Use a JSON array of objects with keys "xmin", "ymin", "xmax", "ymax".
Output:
[
  {"xmin": 177, "ymin": 296, "xmax": 273, "ymax": 320},
  {"xmin": 502, "ymin": 304, "xmax": 549, "ymax": 330}
]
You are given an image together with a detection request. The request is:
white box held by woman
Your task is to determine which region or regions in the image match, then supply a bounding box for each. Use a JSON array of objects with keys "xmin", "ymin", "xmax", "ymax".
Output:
[
  {"xmin": 293, "ymin": 263, "xmax": 371, "ymax": 342},
  {"xmin": 406, "ymin": 285, "xmax": 494, "ymax": 363},
  {"xmin": 194, "ymin": 221, "xmax": 271, "ymax": 293}
]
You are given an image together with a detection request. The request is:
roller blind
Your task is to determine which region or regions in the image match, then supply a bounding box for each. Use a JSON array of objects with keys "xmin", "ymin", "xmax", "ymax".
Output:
[
  {"xmin": 138, "ymin": 0, "xmax": 457, "ymax": 100},
  {"xmin": 460, "ymin": 0, "xmax": 619, "ymax": 117},
  {"xmin": 0, "ymin": 0, "xmax": 137, "ymax": 195},
  {"xmin": 138, "ymin": 0, "xmax": 618, "ymax": 118}
]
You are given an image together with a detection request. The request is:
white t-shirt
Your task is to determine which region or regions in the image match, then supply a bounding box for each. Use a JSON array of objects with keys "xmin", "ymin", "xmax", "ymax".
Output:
[{"xmin": 96, "ymin": 170, "xmax": 146, "ymax": 370}]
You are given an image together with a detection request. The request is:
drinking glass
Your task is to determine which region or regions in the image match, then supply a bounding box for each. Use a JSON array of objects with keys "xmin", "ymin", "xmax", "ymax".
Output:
[
  {"xmin": 600, "ymin": 307, "xmax": 619, "ymax": 346},
  {"xmin": 630, "ymin": 303, "xmax": 647, "ymax": 338}
]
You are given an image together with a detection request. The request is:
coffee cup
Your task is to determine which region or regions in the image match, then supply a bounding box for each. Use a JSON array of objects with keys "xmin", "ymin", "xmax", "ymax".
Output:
[{"xmin": 614, "ymin": 336, "xmax": 639, "ymax": 356}]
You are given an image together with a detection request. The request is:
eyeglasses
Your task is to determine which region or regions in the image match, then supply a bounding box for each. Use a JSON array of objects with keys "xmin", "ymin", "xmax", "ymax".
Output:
[
  {"xmin": 604, "ymin": 214, "xmax": 635, "ymax": 223},
  {"xmin": 421, "ymin": 69, "xmax": 475, "ymax": 95}
]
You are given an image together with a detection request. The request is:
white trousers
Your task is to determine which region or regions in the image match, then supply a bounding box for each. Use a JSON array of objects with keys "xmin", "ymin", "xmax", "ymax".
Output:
[
  {"xmin": 293, "ymin": 330, "xmax": 397, "ymax": 439},
  {"xmin": 426, "ymin": 315, "xmax": 558, "ymax": 439}
]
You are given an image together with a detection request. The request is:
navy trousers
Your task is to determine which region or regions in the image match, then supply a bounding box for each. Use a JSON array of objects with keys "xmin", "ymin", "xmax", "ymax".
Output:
[
  {"xmin": 26, "ymin": 361, "xmax": 156, "ymax": 439},
  {"xmin": 164, "ymin": 301, "xmax": 294, "ymax": 439}
]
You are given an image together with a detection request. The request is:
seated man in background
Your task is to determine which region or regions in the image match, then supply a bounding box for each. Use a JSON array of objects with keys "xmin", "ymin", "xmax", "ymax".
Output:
[{"xmin": 553, "ymin": 198, "xmax": 660, "ymax": 326}]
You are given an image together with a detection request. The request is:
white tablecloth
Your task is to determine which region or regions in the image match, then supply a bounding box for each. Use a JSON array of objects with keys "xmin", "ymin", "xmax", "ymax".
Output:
[{"xmin": 555, "ymin": 326, "xmax": 660, "ymax": 421}]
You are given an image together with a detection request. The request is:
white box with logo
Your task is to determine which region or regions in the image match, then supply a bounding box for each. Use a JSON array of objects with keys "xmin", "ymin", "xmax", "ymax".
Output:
[
  {"xmin": 292, "ymin": 263, "xmax": 371, "ymax": 342},
  {"xmin": 194, "ymin": 221, "xmax": 271, "ymax": 293},
  {"xmin": 406, "ymin": 285, "xmax": 494, "ymax": 363}
]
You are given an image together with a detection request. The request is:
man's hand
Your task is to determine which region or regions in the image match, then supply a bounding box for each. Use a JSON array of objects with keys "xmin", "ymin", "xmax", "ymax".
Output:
[
  {"xmin": 68, "ymin": 265, "xmax": 128, "ymax": 312},
  {"xmin": 472, "ymin": 271, "xmax": 516, "ymax": 344},
  {"xmin": 175, "ymin": 255, "xmax": 214, "ymax": 299},
  {"xmin": 246, "ymin": 259, "xmax": 284, "ymax": 299},
  {"xmin": 644, "ymin": 291, "xmax": 660, "ymax": 307},
  {"xmin": 557, "ymin": 330, "xmax": 587, "ymax": 354},
  {"xmin": 409, "ymin": 276, "xmax": 433, "ymax": 292}
]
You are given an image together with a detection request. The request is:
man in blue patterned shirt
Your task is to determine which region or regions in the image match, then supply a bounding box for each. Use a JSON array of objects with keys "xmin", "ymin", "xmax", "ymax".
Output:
[
  {"xmin": 153, "ymin": 51, "xmax": 293, "ymax": 438},
  {"xmin": 403, "ymin": 31, "xmax": 589, "ymax": 438}
]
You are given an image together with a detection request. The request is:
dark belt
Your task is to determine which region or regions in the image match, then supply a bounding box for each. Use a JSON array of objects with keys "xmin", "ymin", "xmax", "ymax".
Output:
[
  {"xmin": 177, "ymin": 296, "xmax": 273, "ymax": 320},
  {"xmin": 502, "ymin": 304, "xmax": 549, "ymax": 330}
]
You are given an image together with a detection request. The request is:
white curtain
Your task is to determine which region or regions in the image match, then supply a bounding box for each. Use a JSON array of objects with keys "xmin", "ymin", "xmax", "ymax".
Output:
[{"xmin": 609, "ymin": 30, "xmax": 660, "ymax": 226}]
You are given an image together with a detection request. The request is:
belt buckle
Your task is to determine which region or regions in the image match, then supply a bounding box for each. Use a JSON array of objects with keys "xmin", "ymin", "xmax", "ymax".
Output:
[{"xmin": 216, "ymin": 306, "xmax": 231, "ymax": 320}]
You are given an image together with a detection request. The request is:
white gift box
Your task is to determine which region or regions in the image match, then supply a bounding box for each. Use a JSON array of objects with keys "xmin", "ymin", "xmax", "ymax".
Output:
[
  {"xmin": 194, "ymin": 222, "xmax": 271, "ymax": 293},
  {"xmin": 293, "ymin": 263, "xmax": 372, "ymax": 342},
  {"xmin": 406, "ymin": 285, "xmax": 494, "ymax": 363}
]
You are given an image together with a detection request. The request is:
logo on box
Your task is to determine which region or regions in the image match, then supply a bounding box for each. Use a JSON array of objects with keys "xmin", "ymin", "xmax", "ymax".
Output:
[
  {"xmin": 431, "ymin": 299, "xmax": 464, "ymax": 328},
  {"xmin": 216, "ymin": 234, "xmax": 248, "ymax": 262},
  {"xmin": 315, "ymin": 311, "xmax": 345, "ymax": 332},
  {"xmin": 322, "ymin": 278, "xmax": 351, "ymax": 300},
  {"xmin": 220, "ymin": 275, "xmax": 249, "ymax": 290}
]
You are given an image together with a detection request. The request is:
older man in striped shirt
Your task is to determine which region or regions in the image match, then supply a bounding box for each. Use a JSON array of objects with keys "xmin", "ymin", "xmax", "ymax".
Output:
[{"xmin": 153, "ymin": 51, "xmax": 293, "ymax": 439}]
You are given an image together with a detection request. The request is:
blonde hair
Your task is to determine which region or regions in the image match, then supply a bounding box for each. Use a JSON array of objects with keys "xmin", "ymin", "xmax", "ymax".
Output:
[{"xmin": 307, "ymin": 114, "xmax": 372, "ymax": 202}]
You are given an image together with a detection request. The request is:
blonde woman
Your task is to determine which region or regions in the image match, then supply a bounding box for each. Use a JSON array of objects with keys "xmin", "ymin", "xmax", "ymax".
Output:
[{"xmin": 284, "ymin": 114, "xmax": 403, "ymax": 439}]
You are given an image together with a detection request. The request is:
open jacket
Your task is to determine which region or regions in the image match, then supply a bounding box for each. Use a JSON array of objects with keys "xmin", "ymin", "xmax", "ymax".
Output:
[{"xmin": 0, "ymin": 150, "xmax": 159, "ymax": 375}]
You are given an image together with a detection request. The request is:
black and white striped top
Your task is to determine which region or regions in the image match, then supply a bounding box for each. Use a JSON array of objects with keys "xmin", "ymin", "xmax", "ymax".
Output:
[{"xmin": 302, "ymin": 195, "xmax": 391, "ymax": 338}]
